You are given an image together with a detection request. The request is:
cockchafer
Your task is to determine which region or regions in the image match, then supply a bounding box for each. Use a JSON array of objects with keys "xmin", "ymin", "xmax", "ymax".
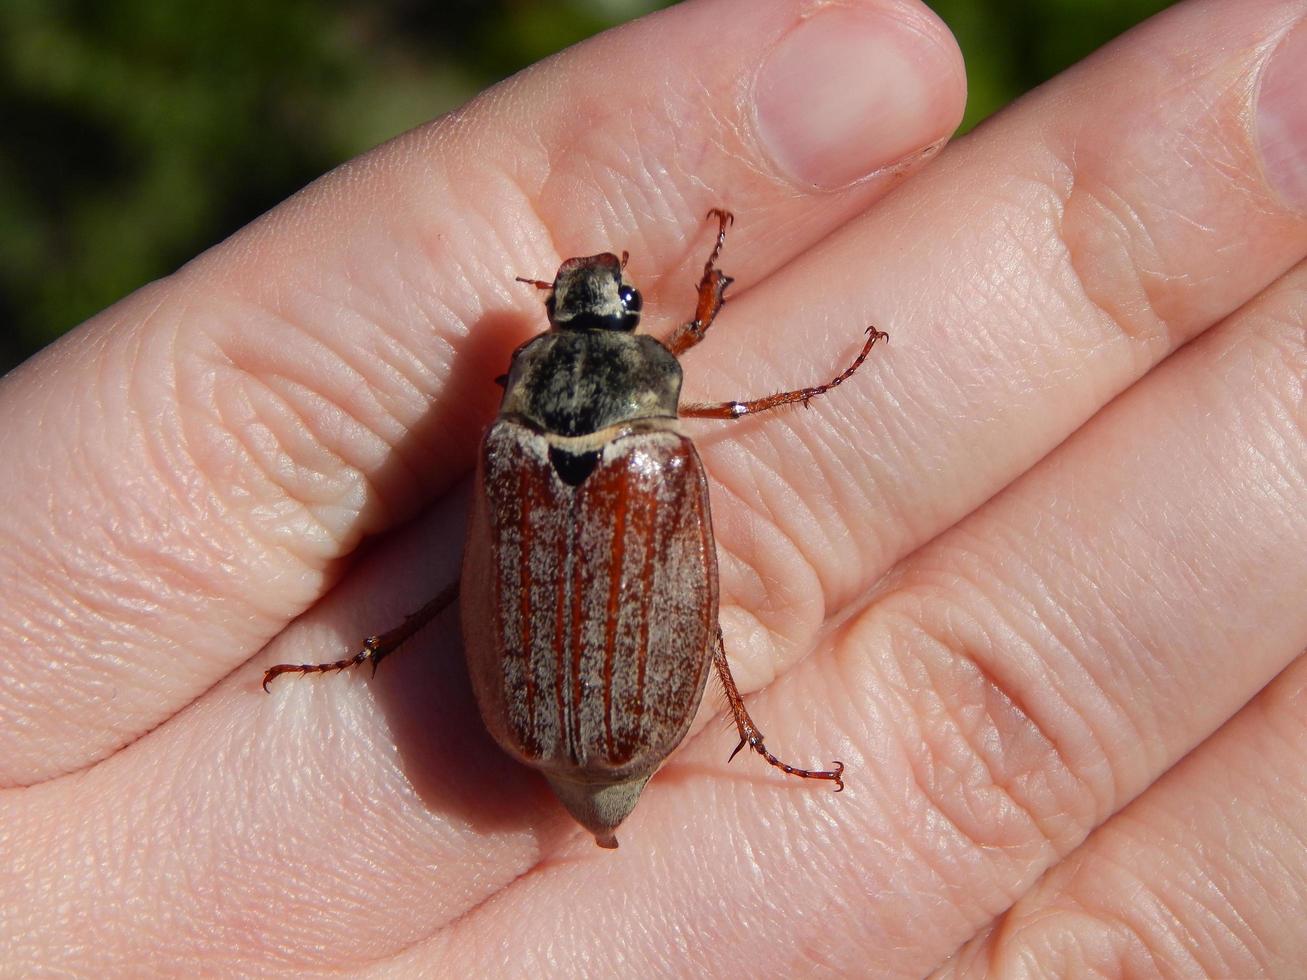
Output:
[{"xmin": 265, "ymin": 210, "xmax": 886, "ymax": 848}]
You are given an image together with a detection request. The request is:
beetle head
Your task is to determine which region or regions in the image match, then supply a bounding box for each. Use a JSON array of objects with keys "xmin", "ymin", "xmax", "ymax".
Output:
[{"xmin": 528, "ymin": 252, "xmax": 643, "ymax": 333}]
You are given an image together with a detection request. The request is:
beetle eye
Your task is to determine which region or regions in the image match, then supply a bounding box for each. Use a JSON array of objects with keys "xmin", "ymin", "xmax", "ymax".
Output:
[{"xmin": 618, "ymin": 285, "xmax": 642, "ymax": 313}]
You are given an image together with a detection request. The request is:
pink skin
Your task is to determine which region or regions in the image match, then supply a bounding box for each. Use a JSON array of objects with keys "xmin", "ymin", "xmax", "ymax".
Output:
[{"xmin": 3, "ymin": 0, "xmax": 1307, "ymax": 974}]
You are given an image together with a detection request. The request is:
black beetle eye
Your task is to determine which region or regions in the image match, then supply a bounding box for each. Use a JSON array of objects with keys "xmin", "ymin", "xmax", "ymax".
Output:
[{"xmin": 618, "ymin": 285, "xmax": 642, "ymax": 313}]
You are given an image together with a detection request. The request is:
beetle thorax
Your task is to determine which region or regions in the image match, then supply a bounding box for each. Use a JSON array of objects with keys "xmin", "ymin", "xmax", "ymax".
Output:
[{"xmin": 499, "ymin": 331, "xmax": 682, "ymax": 438}]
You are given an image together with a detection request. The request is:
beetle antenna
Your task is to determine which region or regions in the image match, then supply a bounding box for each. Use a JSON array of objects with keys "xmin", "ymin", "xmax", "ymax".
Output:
[{"xmin": 515, "ymin": 275, "xmax": 554, "ymax": 290}]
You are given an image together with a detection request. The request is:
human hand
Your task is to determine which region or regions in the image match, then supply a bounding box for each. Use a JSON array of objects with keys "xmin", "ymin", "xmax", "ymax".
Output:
[{"xmin": 3, "ymin": 0, "xmax": 1306, "ymax": 975}]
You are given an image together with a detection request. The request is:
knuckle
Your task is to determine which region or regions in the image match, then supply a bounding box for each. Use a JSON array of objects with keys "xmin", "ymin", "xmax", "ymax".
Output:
[
  {"xmin": 1056, "ymin": 161, "xmax": 1179, "ymax": 354},
  {"xmin": 874, "ymin": 579, "xmax": 1117, "ymax": 858},
  {"xmin": 993, "ymin": 901, "xmax": 1194, "ymax": 978}
]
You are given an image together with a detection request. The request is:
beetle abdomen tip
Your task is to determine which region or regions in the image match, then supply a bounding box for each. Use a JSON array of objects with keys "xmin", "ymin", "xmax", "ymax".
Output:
[{"xmin": 544, "ymin": 771, "xmax": 652, "ymax": 846}]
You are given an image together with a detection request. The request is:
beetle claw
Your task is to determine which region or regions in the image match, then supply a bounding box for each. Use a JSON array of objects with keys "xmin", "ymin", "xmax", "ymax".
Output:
[{"xmin": 728, "ymin": 737, "xmax": 747, "ymax": 763}]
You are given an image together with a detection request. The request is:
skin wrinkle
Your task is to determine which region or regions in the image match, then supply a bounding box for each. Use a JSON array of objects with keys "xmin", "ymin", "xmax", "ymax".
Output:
[
  {"xmin": 746, "ymin": 419, "xmax": 830, "ymax": 561},
  {"xmin": 1165, "ymin": 858, "xmax": 1260, "ymax": 975},
  {"xmin": 1054, "ymin": 907, "xmax": 1170, "ymax": 977},
  {"xmin": 941, "ymin": 525, "xmax": 1103, "ymax": 731},
  {"xmin": 109, "ymin": 441, "xmax": 260, "ymax": 648},
  {"xmin": 1019, "ymin": 545, "xmax": 1151, "ymax": 804},
  {"xmin": 1244, "ymin": 322, "xmax": 1307, "ymax": 473},
  {"xmin": 218, "ymin": 289, "xmax": 409, "ymax": 466},
  {"xmin": 1107, "ymin": 860, "xmax": 1228, "ymax": 976},
  {"xmin": 287, "ymin": 275, "xmax": 439, "ymax": 445},
  {"xmin": 1056, "ymin": 180, "xmax": 1172, "ymax": 358},
  {"xmin": 1160, "ymin": 799, "xmax": 1280, "ymax": 977},
  {"xmin": 21, "ymin": 476, "xmax": 240, "ymax": 689},
  {"xmin": 903, "ymin": 566, "xmax": 1111, "ymax": 844},
  {"xmin": 967, "ymin": 509, "xmax": 1149, "ymax": 796},
  {"xmin": 1094, "ymin": 853, "xmax": 1210, "ymax": 972},
  {"xmin": 1063, "ymin": 66, "xmax": 1282, "ymax": 350},
  {"xmin": 892, "ymin": 608, "xmax": 1071, "ymax": 863},
  {"xmin": 254, "ymin": 372, "xmax": 395, "ymax": 519},
  {"xmin": 797, "ymin": 413, "xmax": 876, "ymax": 600},
  {"xmin": 1255, "ymin": 393, "xmax": 1307, "ymax": 515},
  {"xmin": 212, "ymin": 375, "xmax": 359, "ymax": 555},
  {"xmin": 257, "ymin": 367, "xmax": 396, "ymax": 509},
  {"xmin": 707, "ymin": 437, "xmax": 826, "ymax": 636},
  {"xmin": 826, "ymin": 682, "xmax": 988, "ymax": 956},
  {"xmin": 201, "ymin": 299, "xmax": 404, "ymax": 526}
]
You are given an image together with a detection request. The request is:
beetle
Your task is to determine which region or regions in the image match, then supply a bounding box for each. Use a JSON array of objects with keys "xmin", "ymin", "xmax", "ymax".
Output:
[{"xmin": 264, "ymin": 210, "xmax": 886, "ymax": 848}]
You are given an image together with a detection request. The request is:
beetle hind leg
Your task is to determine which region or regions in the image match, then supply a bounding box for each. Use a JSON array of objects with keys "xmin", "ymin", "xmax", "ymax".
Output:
[
  {"xmin": 261, "ymin": 583, "xmax": 459, "ymax": 692},
  {"xmin": 711, "ymin": 629, "xmax": 845, "ymax": 791}
]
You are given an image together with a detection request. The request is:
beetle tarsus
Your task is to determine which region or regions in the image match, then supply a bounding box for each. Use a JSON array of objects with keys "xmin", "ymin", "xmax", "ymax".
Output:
[
  {"xmin": 704, "ymin": 207, "xmax": 733, "ymax": 264},
  {"xmin": 832, "ymin": 762, "xmax": 846, "ymax": 793},
  {"xmin": 746, "ymin": 734, "xmax": 846, "ymax": 790},
  {"xmin": 665, "ymin": 212, "xmax": 736, "ymax": 356},
  {"xmin": 261, "ymin": 648, "xmax": 375, "ymax": 692}
]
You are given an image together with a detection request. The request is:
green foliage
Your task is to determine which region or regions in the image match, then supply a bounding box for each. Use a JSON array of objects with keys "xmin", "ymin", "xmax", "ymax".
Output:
[
  {"xmin": 925, "ymin": 0, "xmax": 1176, "ymax": 132},
  {"xmin": 0, "ymin": 0, "xmax": 1173, "ymax": 373}
]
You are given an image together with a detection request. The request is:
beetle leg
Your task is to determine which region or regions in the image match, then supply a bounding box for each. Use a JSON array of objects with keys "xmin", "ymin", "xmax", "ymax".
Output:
[
  {"xmin": 711, "ymin": 628, "xmax": 844, "ymax": 791},
  {"xmin": 664, "ymin": 209, "xmax": 735, "ymax": 356},
  {"xmin": 681, "ymin": 326, "xmax": 887, "ymax": 421},
  {"xmin": 261, "ymin": 582, "xmax": 459, "ymax": 691}
]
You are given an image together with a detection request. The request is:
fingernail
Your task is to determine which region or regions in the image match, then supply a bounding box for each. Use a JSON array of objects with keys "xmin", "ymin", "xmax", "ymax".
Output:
[
  {"xmin": 755, "ymin": 7, "xmax": 961, "ymax": 189},
  {"xmin": 1257, "ymin": 19, "xmax": 1307, "ymax": 211}
]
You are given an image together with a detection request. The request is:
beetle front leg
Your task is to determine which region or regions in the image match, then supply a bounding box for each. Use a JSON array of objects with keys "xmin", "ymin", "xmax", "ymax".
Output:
[
  {"xmin": 681, "ymin": 326, "xmax": 886, "ymax": 420},
  {"xmin": 664, "ymin": 209, "xmax": 735, "ymax": 356},
  {"xmin": 711, "ymin": 629, "xmax": 844, "ymax": 791},
  {"xmin": 262, "ymin": 583, "xmax": 459, "ymax": 691}
]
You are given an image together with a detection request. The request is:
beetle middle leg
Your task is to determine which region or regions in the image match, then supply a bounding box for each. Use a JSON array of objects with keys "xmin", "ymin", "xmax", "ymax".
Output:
[
  {"xmin": 681, "ymin": 325, "xmax": 888, "ymax": 421},
  {"xmin": 711, "ymin": 628, "xmax": 844, "ymax": 791},
  {"xmin": 664, "ymin": 208, "xmax": 735, "ymax": 356},
  {"xmin": 262, "ymin": 582, "xmax": 459, "ymax": 691}
]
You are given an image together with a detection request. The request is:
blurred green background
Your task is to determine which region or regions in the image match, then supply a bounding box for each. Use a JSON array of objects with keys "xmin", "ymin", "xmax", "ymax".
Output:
[{"xmin": 0, "ymin": 0, "xmax": 1174, "ymax": 374}]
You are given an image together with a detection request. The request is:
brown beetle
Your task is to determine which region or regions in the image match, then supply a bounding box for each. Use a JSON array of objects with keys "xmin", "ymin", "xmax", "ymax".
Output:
[{"xmin": 265, "ymin": 210, "xmax": 885, "ymax": 848}]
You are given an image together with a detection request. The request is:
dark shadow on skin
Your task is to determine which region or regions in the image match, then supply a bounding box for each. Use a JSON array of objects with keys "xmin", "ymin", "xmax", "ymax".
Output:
[
  {"xmin": 372, "ymin": 596, "xmax": 567, "ymax": 843},
  {"xmin": 304, "ymin": 307, "xmax": 577, "ymax": 848}
]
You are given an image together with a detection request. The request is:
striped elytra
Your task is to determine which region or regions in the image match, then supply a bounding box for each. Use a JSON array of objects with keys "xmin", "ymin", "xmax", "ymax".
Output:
[{"xmin": 461, "ymin": 419, "xmax": 717, "ymax": 845}]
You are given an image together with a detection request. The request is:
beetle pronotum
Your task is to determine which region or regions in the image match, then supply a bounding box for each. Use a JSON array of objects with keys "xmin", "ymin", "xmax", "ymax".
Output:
[{"xmin": 264, "ymin": 210, "xmax": 886, "ymax": 848}]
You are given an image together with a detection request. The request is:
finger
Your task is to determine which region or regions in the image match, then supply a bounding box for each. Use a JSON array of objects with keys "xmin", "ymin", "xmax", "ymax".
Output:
[
  {"xmin": 0, "ymin": 0, "xmax": 965, "ymax": 785},
  {"xmin": 821, "ymin": 256, "xmax": 1307, "ymax": 974},
  {"xmin": 1, "ymin": 495, "xmax": 508, "ymax": 973},
  {"xmin": 939, "ymin": 653, "xmax": 1307, "ymax": 978},
  {"xmin": 682, "ymin": 0, "xmax": 1307, "ymax": 686}
]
